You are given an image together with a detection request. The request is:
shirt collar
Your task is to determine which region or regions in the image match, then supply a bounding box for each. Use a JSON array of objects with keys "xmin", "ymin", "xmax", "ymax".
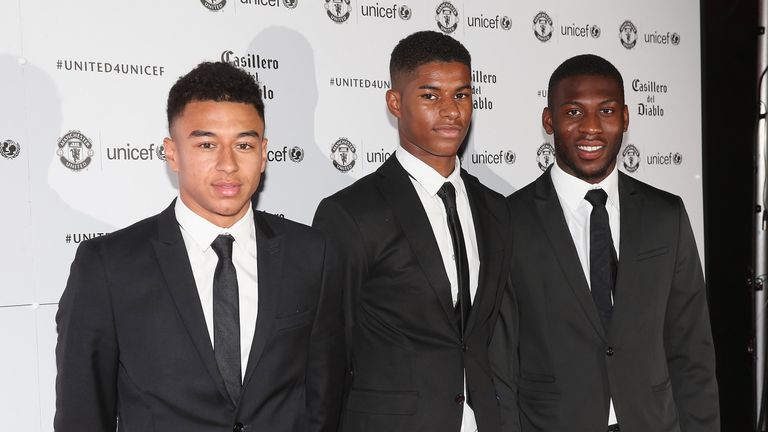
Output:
[
  {"xmin": 550, "ymin": 161, "xmax": 620, "ymax": 211},
  {"xmin": 175, "ymin": 197, "xmax": 255, "ymax": 252},
  {"xmin": 396, "ymin": 146, "xmax": 462, "ymax": 196}
]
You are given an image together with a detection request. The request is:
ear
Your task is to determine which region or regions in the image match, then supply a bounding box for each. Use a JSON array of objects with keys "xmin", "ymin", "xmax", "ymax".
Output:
[
  {"xmin": 163, "ymin": 137, "xmax": 179, "ymax": 172},
  {"xmin": 386, "ymin": 89, "xmax": 402, "ymax": 119},
  {"xmin": 622, "ymin": 104, "xmax": 629, "ymax": 132},
  {"xmin": 259, "ymin": 138, "xmax": 268, "ymax": 174},
  {"xmin": 542, "ymin": 107, "xmax": 554, "ymax": 135}
]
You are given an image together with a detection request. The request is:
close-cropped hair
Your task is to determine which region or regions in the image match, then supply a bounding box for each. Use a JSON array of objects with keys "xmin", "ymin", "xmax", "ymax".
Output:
[
  {"xmin": 166, "ymin": 61, "xmax": 264, "ymax": 129},
  {"xmin": 547, "ymin": 54, "xmax": 624, "ymax": 107},
  {"xmin": 389, "ymin": 30, "xmax": 471, "ymax": 86}
]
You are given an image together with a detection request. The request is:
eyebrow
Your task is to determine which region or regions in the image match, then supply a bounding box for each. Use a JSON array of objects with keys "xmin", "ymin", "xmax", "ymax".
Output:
[
  {"xmin": 417, "ymin": 84, "xmax": 473, "ymax": 92},
  {"xmin": 188, "ymin": 130, "xmax": 262, "ymax": 138},
  {"xmin": 559, "ymin": 98, "xmax": 622, "ymax": 106}
]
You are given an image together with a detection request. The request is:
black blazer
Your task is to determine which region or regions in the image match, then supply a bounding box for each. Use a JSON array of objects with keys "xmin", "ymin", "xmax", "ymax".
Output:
[
  {"xmin": 54, "ymin": 201, "xmax": 345, "ymax": 432},
  {"xmin": 313, "ymin": 155, "xmax": 512, "ymax": 432},
  {"xmin": 491, "ymin": 169, "xmax": 719, "ymax": 432}
]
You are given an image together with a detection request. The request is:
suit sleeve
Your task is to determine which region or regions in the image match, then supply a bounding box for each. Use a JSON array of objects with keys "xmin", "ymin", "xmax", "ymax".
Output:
[
  {"xmin": 305, "ymin": 233, "xmax": 346, "ymax": 432},
  {"xmin": 54, "ymin": 240, "xmax": 119, "ymax": 432},
  {"xmin": 312, "ymin": 197, "xmax": 368, "ymax": 419},
  {"xmin": 664, "ymin": 198, "xmax": 720, "ymax": 431},
  {"xmin": 489, "ymin": 278, "xmax": 522, "ymax": 432}
]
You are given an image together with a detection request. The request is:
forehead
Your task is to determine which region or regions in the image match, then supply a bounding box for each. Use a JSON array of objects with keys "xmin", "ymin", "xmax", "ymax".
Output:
[
  {"xmin": 551, "ymin": 74, "xmax": 623, "ymax": 103},
  {"xmin": 173, "ymin": 100, "xmax": 264, "ymax": 128},
  {"xmin": 399, "ymin": 61, "xmax": 470, "ymax": 86}
]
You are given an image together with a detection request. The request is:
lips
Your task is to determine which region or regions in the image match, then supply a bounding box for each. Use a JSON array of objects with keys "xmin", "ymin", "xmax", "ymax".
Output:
[
  {"xmin": 433, "ymin": 124, "xmax": 464, "ymax": 138},
  {"xmin": 575, "ymin": 139, "xmax": 606, "ymax": 160},
  {"xmin": 213, "ymin": 182, "xmax": 242, "ymax": 197}
]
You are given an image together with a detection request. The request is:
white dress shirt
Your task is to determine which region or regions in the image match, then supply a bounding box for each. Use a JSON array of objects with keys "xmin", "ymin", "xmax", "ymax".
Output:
[
  {"xmin": 175, "ymin": 197, "xmax": 259, "ymax": 381},
  {"xmin": 550, "ymin": 162, "xmax": 620, "ymax": 425},
  {"xmin": 396, "ymin": 148, "xmax": 480, "ymax": 432}
]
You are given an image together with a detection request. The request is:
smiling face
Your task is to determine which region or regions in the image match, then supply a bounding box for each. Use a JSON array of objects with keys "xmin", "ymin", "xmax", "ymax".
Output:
[
  {"xmin": 543, "ymin": 74, "xmax": 628, "ymax": 183},
  {"xmin": 163, "ymin": 100, "xmax": 267, "ymax": 228},
  {"xmin": 386, "ymin": 61, "xmax": 473, "ymax": 177}
]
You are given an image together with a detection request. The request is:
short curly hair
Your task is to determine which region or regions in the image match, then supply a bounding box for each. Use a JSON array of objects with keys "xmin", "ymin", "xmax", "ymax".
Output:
[
  {"xmin": 166, "ymin": 61, "xmax": 264, "ymax": 129},
  {"xmin": 389, "ymin": 31, "xmax": 471, "ymax": 87},
  {"xmin": 547, "ymin": 54, "xmax": 624, "ymax": 108}
]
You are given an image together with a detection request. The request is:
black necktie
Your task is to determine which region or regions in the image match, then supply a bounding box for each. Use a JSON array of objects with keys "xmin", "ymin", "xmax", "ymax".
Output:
[
  {"xmin": 437, "ymin": 182, "xmax": 471, "ymax": 338},
  {"xmin": 211, "ymin": 234, "xmax": 241, "ymax": 404},
  {"xmin": 584, "ymin": 189, "xmax": 618, "ymax": 326}
]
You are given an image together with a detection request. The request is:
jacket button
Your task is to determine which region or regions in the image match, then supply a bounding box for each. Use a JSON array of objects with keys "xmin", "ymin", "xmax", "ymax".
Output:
[
  {"xmin": 462, "ymin": 344, "xmax": 468, "ymax": 352},
  {"xmin": 455, "ymin": 394, "xmax": 465, "ymax": 404},
  {"xmin": 233, "ymin": 422, "xmax": 244, "ymax": 432},
  {"xmin": 606, "ymin": 346, "xmax": 615, "ymax": 356}
]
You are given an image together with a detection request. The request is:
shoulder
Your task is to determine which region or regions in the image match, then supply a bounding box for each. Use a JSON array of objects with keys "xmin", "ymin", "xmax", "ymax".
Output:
[
  {"xmin": 82, "ymin": 212, "xmax": 162, "ymax": 252},
  {"xmin": 619, "ymin": 172, "xmax": 683, "ymax": 211},
  {"xmin": 258, "ymin": 211, "xmax": 324, "ymax": 245},
  {"xmin": 461, "ymin": 169, "xmax": 510, "ymax": 219},
  {"xmin": 506, "ymin": 174, "xmax": 542, "ymax": 209}
]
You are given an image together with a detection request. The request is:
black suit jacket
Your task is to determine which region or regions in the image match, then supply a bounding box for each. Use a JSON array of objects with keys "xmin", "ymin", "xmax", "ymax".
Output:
[
  {"xmin": 312, "ymin": 155, "xmax": 512, "ymax": 432},
  {"xmin": 55, "ymin": 201, "xmax": 345, "ymax": 432},
  {"xmin": 491, "ymin": 168, "xmax": 719, "ymax": 432}
]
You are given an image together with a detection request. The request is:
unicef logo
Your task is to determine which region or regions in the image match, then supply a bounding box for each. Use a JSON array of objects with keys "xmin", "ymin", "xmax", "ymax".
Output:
[
  {"xmin": 1, "ymin": 139, "xmax": 20, "ymax": 159},
  {"xmin": 331, "ymin": 137, "xmax": 356, "ymax": 172},
  {"xmin": 399, "ymin": 5, "xmax": 412, "ymax": 20},
  {"xmin": 325, "ymin": 0, "xmax": 352, "ymax": 24},
  {"xmin": 501, "ymin": 16, "xmax": 512, "ymax": 31},
  {"xmin": 200, "ymin": 0, "xmax": 226, "ymax": 11},
  {"xmin": 435, "ymin": 2, "xmax": 459, "ymax": 34},
  {"xmin": 533, "ymin": 11, "xmax": 553, "ymax": 42},
  {"xmin": 57, "ymin": 130, "xmax": 94, "ymax": 172},
  {"xmin": 504, "ymin": 150, "xmax": 516, "ymax": 164},
  {"xmin": 283, "ymin": 0, "xmax": 298, "ymax": 9},
  {"xmin": 622, "ymin": 144, "xmax": 640, "ymax": 173},
  {"xmin": 620, "ymin": 20, "xmax": 638, "ymax": 49},
  {"xmin": 591, "ymin": 25, "xmax": 601, "ymax": 38},
  {"xmin": 289, "ymin": 146, "xmax": 305, "ymax": 163},
  {"xmin": 673, "ymin": 152, "xmax": 683, "ymax": 165},
  {"xmin": 671, "ymin": 32, "xmax": 681, "ymax": 45},
  {"xmin": 536, "ymin": 143, "xmax": 555, "ymax": 171},
  {"xmin": 156, "ymin": 143, "xmax": 167, "ymax": 161}
]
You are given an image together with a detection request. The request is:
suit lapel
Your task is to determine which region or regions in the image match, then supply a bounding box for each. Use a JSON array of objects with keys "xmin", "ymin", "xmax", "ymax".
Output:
[
  {"xmin": 534, "ymin": 170, "xmax": 606, "ymax": 341},
  {"xmin": 242, "ymin": 211, "xmax": 284, "ymax": 390},
  {"xmin": 610, "ymin": 173, "xmax": 645, "ymax": 331},
  {"xmin": 152, "ymin": 201, "xmax": 233, "ymax": 406},
  {"xmin": 462, "ymin": 173, "xmax": 504, "ymax": 337},
  {"xmin": 376, "ymin": 157, "xmax": 458, "ymax": 331}
]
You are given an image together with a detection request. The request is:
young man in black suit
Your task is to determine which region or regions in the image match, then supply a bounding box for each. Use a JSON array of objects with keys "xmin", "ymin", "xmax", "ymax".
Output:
[
  {"xmin": 54, "ymin": 62, "xmax": 344, "ymax": 432},
  {"xmin": 492, "ymin": 54, "xmax": 719, "ymax": 432},
  {"xmin": 313, "ymin": 31, "xmax": 512, "ymax": 432}
]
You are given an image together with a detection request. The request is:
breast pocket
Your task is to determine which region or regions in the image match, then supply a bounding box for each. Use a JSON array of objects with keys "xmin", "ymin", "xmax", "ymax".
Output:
[
  {"xmin": 636, "ymin": 246, "xmax": 669, "ymax": 261},
  {"xmin": 274, "ymin": 309, "xmax": 314, "ymax": 332}
]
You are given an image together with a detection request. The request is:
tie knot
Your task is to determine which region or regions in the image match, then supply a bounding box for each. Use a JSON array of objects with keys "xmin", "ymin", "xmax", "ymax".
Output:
[
  {"xmin": 584, "ymin": 188, "xmax": 608, "ymax": 208},
  {"xmin": 211, "ymin": 234, "xmax": 235, "ymax": 260},
  {"xmin": 437, "ymin": 182, "xmax": 457, "ymax": 210}
]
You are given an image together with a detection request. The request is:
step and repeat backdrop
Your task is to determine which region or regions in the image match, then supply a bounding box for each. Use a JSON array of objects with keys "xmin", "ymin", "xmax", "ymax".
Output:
[{"xmin": 0, "ymin": 0, "xmax": 701, "ymax": 430}]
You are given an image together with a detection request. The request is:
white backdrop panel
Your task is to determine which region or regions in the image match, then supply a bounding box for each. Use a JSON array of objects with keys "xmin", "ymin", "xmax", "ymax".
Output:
[{"xmin": 0, "ymin": 1, "xmax": 702, "ymax": 430}]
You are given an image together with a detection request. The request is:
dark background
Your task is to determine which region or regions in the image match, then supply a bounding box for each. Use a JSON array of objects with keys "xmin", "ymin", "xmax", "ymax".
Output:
[{"xmin": 702, "ymin": 0, "xmax": 758, "ymax": 429}]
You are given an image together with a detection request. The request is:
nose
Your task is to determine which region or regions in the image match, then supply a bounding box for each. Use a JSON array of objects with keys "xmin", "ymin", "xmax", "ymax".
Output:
[
  {"xmin": 439, "ymin": 97, "xmax": 461, "ymax": 120},
  {"xmin": 216, "ymin": 145, "xmax": 238, "ymax": 173},
  {"xmin": 579, "ymin": 110, "xmax": 602, "ymax": 135}
]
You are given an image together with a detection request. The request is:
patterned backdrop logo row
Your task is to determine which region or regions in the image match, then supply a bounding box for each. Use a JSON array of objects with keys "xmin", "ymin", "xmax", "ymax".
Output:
[
  {"xmin": 57, "ymin": 130, "xmax": 94, "ymax": 172},
  {"xmin": 436, "ymin": 2, "xmax": 459, "ymax": 33},
  {"xmin": 1, "ymin": 139, "xmax": 20, "ymax": 159},
  {"xmin": 326, "ymin": 0, "xmax": 352, "ymax": 23},
  {"xmin": 620, "ymin": 20, "xmax": 680, "ymax": 49},
  {"xmin": 202, "ymin": 0, "xmax": 299, "ymax": 11},
  {"xmin": 331, "ymin": 137, "xmax": 357, "ymax": 172},
  {"xmin": 534, "ymin": 11, "xmax": 600, "ymax": 42}
]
